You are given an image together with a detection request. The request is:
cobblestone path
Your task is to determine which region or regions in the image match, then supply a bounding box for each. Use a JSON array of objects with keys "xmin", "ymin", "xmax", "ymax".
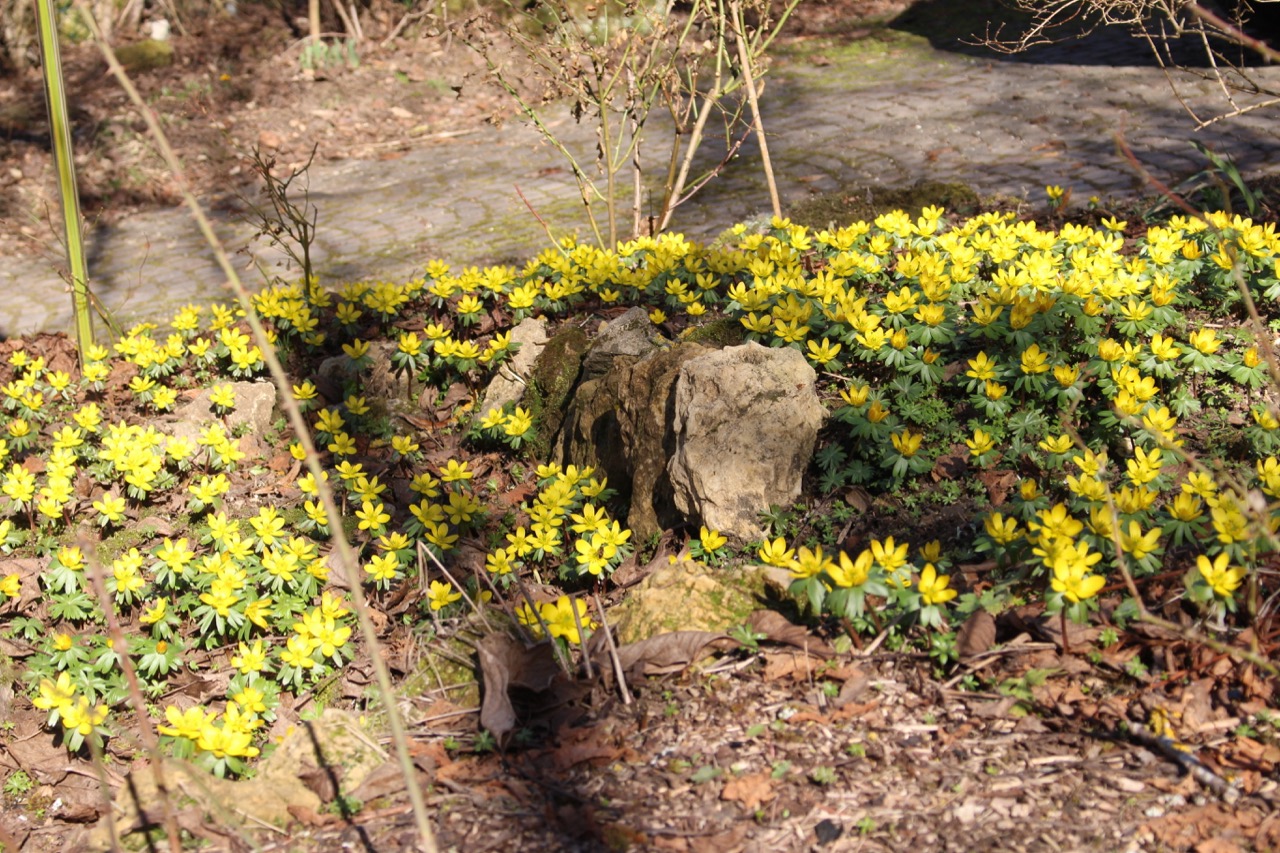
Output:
[{"xmin": 3, "ymin": 19, "xmax": 1278, "ymax": 335}]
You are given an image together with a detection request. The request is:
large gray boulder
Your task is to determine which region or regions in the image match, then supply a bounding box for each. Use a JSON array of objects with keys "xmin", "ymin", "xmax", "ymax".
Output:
[{"xmin": 667, "ymin": 342, "xmax": 826, "ymax": 543}]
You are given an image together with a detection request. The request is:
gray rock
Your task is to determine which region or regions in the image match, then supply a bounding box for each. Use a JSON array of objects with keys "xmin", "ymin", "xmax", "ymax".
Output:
[
  {"xmin": 668, "ymin": 342, "xmax": 826, "ymax": 543},
  {"xmin": 478, "ymin": 316, "xmax": 549, "ymax": 417},
  {"xmin": 162, "ymin": 379, "xmax": 277, "ymax": 444},
  {"xmin": 580, "ymin": 306, "xmax": 662, "ymax": 383}
]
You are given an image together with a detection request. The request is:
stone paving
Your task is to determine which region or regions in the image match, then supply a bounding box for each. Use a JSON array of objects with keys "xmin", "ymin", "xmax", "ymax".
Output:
[{"xmin": 3, "ymin": 17, "xmax": 1279, "ymax": 336}]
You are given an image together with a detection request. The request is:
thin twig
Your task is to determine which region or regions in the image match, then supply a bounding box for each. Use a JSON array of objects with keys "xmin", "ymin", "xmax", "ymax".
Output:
[
  {"xmin": 82, "ymin": 537, "xmax": 183, "ymax": 853},
  {"xmin": 79, "ymin": 11, "xmax": 438, "ymax": 850},
  {"xmin": 592, "ymin": 593, "xmax": 632, "ymax": 704},
  {"xmin": 514, "ymin": 184, "xmax": 563, "ymax": 255},
  {"xmin": 570, "ymin": 594, "xmax": 594, "ymax": 679},
  {"xmin": 420, "ymin": 543, "xmax": 494, "ymax": 631}
]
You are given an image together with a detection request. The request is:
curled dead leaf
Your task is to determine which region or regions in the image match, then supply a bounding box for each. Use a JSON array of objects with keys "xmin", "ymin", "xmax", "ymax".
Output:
[
  {"xmin": 600, "ymin": 630, "xmax": 738, "ymax": 677},
  {"xmin": 956, "ymin": 610, "xmax": 997, "ymax": 659},
  {"xmin": 476, "ymin": 633, "xmax": 560, "ymax": 741}
]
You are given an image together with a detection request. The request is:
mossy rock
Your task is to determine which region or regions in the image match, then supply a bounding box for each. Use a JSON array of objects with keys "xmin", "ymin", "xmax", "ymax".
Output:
[
  {"xmin": 524, "ymin": 324, "xmax": 590, "ymax": 459},
  {"xmin": 609, "ymin": 556, "xmax": 766, "ymax": 645},
  {"xmin": 680, "ymin": 317, "xmax": 745, "ymax": 349},
  {"xmin": 115, "ymin": 39, "xmax": 175, "ymax": 72},
  {"xmin": 399, "ymin": 635, "xmax": 482, "ymax": 709},
  {"xmin": 788, "ymin": 180, "xmax": 981, "ymax": 230}
]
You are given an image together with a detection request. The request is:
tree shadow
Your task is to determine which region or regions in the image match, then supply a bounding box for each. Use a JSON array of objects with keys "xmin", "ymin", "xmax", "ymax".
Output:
[{"xmin": 887, "ymin": 0, "xmax": 1269, "ymax": 69}]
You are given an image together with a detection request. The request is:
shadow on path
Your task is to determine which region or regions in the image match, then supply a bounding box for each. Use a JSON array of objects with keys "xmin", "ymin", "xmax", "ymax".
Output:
[{"xmin": 888, "ymin": 0, "xmax": 1270, "ymax": 68}]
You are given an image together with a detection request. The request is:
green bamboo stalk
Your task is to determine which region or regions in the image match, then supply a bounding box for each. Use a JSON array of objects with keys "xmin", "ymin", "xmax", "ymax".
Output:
[{"xmin": 34, "ymin": 0, "xmax": 93, "ymax": 362}]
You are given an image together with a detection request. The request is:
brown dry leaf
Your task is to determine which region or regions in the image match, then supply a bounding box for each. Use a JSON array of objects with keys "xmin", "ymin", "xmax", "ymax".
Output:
[
  {"xmin": 433, "ymin": 381, "xmax": 473, "ymax": 419},
  {"xmin": 720, "ymin": 771, "xmax": 776, "ymax": 810},
  {"xmin": 546, "ymin": 728, "xmax": 627, "ymax": 772},
  {"xmin": 956, "ymin": 610, "xmax": 996, "ymax": 659},
  {"xmin": 931, "ymin": 450, "xmax": 967, "ymax": 481},
  {"xmin": 842, "ymin": 486, "xmax": 871, "ymax": 513},
  {"xmin": 1239, "ymin": 664, "xmax": 1276, "ymax": 702},
  {"xmin": 831, "ymin": 671, "xmax": 872, "ymax": 708},
  {"xmin": 977, "ymin": 469, "xmax": 1018, "ymax": 505},
  {"xmin": 607, "ymin": 631, "xmax": 737, "ymax": 676},
  {"xmin": 762, "ymin": 651, "xmax": 823, "ymax": 682},
  {"xmin": 748, "ymin": 609, "xmax": 835, "ymax": 656},
  {"xmin": 476, "ymin": 633, "xmax": 560, "ymax": 740}
]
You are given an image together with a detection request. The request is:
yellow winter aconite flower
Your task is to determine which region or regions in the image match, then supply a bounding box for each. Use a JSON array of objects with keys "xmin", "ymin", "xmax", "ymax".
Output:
[
  {"xmin": 698, "ymin": 527, "xmax": 727, "ymax": 553},
  {"xmin": 1119, "ymin": 522, "xmax": 1162, "ymax": 561},
  {"xmin": 541, "ymin": 596, "xmax": 596, "ymax": 645},
  {"xmin": 917, "ymin": 564, "xmax": 956, "ymax": 606},
  {"xmin": 790, "ymin": 546, "xmax": 835, "ymax": 580},
  {"xmin": 758, "ymin": 537, "xmax": 795, "ymax": 568},
  {"xmin": 61, "ymin": 696, "xmax": 109, "ymax": 737},
  {"xmin": 1188, "ymin": 328, "xmax": 1222, "ymax": 355},
  {"xmin": 890, "ymin": 429, "xmax": 922, "ymax": 458},
  {"xmin": 840, "ymin": 384, "xmax": 870, "ymax": 407},
  {"xmin": 1019, "ymin": 344, "xmax": 1051, "ymax": 374},
  {"xmin": 870, "ymin": 536, "xmax": 909, "ymax": 573},
  {"xmin": 1196, "ymin": 552, "xmax": 1245, "ymax": 598},
  {"xmin": 828, "ymin": 549, "xmax": 873, "ymax": 588},
  {"xmin": 33, "ymin": 672, "xmax": 75, "ymax": 713},
  {"xmin": 427, "ymin": 580, "xmax": 462, "ymax": 611},
  {"xmin": 1049, "ymin": 546, "xmax": 1106, "ymax": 603},
  {"xmin": 806, "ymin": 337, "xmax": 842, "ymax": 365},
  {"xmin": 966, "ymin": 429, "xmax": 996, "ymax": 458}
]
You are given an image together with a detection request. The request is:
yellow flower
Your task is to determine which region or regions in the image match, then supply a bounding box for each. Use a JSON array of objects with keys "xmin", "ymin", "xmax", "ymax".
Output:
[
  {"xmin": 790, "ymin": 546, "xmax": 835, "ymax": 580},
  {"xmin": 806, "ymin": 338, "xmax": 842, "ymax": 365},
  {"xmin": 140, "ymin": 598, "xmax": 167, "ymax": 625},
  {"xmin": 1039, "ymin": 434, "xmax": 1073, "ymax": 454},
  {"xmin": 0, "ymin": 573, "xmax": 19, "ymax": 599},
  {"xmin": 1053, "ymin": 569, "xmax": 1105, "ymax": 603},
  {"xmin": 61, "ymin": 696, "xmax": 109, "ymax": 737},
  {"xmin": 870, "ymin": 536, "xmax": 909, "ymax": 572},
  {"xmin": 1019, "ymin": 344, "xmax": 1050, "ymax": 374},
  {"xmin": 33, "ymin": 672, "xmax": 75, "ymax": 713},
  {"xmin": 828, "ymin": 549, "xmax": 872, "ymax": 588},
  {"xmin": 917, "ymin": 564, "xmax": 957, "ymax": 606},
  {"xmin": 757, "ymin": 537, "xmax": 795, "ymax": 568},
  {"xmin": 1188, "ymin": 329, "xmax": 1222, "ymax": 355},
  {"xmin": 1196, "ymin": 552, "xmax": 1246, "ymax": 598},
  {"xmin": 890, "ymin": 429, "xmax": 922, "ymax": 458},
  {"xmin": 698, "ymin": 527, "xmax": 727, "ymax": 553},
  {"xmin": 1052, "ymin": 364, "xmax": 1079, "ymax": 387},
  {"xmin": 427, "ymin": 580, "xmax": 461, "ymax": 611},
  {"xmin": 356, "ymin": 500, "xmax": 390, "ymax": 532},
  {"xmin": 439, "ymin": 459, "xmax": 473, "ymax": 482},
  {"xmin": 1119, "ymin": 521, "xmax": 1162, "ymax": 561},
  {"xmin": 966, "ymin": 429, "xmax": 996, "ymax": 459},
  {"xmin": 840, "ymin": 384, "xmax": 870, "ymax": 407},
  {"xmin": 541, "ymin": 596, "xmax": 596, "ymax": 645}
]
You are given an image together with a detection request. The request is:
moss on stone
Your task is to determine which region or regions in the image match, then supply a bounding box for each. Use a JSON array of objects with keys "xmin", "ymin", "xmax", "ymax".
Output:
[
  {"xmin": 115, "ymin": 39, "xmax": 175, "ymax": 72},
  {"xmin": 398, "ymin": 637, "xmax": 481, "ymax": 709},
  {"xmin": 681, "ymin": 317, "xmax": 745, "ymax": 349},
  {"xmin": 524, "ymin": 324, "xmax": 590, "ymax": 458}
]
